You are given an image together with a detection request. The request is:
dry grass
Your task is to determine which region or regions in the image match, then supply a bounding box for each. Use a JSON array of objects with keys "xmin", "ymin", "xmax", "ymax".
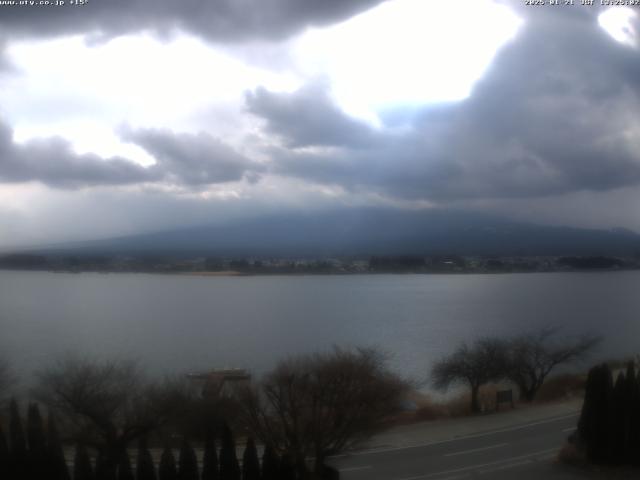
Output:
[
  {"xmin": 394, "ymin": 374, "xmax": 587, "ymax": 427},
  {"xmin": 384, "ymin": 390, "xmax": 448, "ymax": 425},
  {"xmin": 408, "ymin": 383, "xmax": 510, "ymax": 423},
  {"xmin": 535, "ymin": 373, "xmax": 586, "ymax": 403},
  {"xmin": 413, "ymin": 400, "xmax": 448, "ymax": 422}
]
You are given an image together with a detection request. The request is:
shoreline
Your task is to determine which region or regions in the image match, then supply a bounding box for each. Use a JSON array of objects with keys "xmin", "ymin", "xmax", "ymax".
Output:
[{"xmin": 1, "ymin": 267, "xmax": 640, "ymax": 276}]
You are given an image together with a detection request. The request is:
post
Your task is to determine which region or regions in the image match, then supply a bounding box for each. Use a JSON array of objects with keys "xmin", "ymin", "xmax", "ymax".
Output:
[{"xmin": 496, "ymin": 389, "xmax": 514, "ymax": 411}]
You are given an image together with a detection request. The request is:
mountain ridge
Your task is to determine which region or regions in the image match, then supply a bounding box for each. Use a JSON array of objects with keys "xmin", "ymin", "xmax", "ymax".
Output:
[{"xmin": 24, "ymin": 208, "xmax": 640, "ymax": 258}]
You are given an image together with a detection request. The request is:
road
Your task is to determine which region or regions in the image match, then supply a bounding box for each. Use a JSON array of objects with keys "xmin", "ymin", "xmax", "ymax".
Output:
[{"xmin": 328, "ymin": 413, "xmax": 591, "ymax": 480}]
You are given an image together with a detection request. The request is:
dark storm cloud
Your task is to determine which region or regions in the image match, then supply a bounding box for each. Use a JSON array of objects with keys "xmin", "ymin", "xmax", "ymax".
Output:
[
  {"xmin": 266, "ymin": 135, "xmax": 462, "ymax": 198},
  {"xmin": 0, "ymin": 39, "xmax": 18, "ymax": 74},
  {"xmin": 246, "ymin": 83, "xmax": 380, "ymax": 148},
  {"xmin": 256, "ymin": 7, "xmax": 640, "ymax": 201},
  {"xmin": 122, "ymin": 127, "xmax": 263, "ymax": 185},
  {"xmin": 0, "ymin": 121, "xmax": 156, "ymax": 188},
  {"xmin": 0, "ymin": 120, "xmax": 259, "ymax": 188},
  {"xmin": 0, "ymin": 0, "xmax": 383, "ymax": 44}
]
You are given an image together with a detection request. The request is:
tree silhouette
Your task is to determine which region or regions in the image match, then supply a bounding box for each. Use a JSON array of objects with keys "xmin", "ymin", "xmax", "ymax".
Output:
[
  {"xmin": 432, "ymin": 339, "xmax": 508, "ymax": 413},
  {"xmin": 506, "ymin": 328, "xmax": 599, "ymax": 402},
  {"xmin": 35, "ymin": 356, "xmax": 191, "ymax": 474},
  {"xmin": 238, "ymin": 347, "xmax": 406, "ymax": 476}
]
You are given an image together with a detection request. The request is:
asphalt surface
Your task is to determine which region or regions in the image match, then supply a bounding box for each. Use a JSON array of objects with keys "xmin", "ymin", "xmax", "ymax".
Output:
[{"xmin": 328, "ymin": 413, "xmax": 590, "ymax": 480}]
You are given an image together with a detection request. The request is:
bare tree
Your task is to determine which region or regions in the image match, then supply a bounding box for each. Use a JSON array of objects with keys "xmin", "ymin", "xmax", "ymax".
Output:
[
  {"xmin": 431, "ymin": 338, "xmax": 508, "ymax": 413},
  {"xmin": 33, "ymin": 355, "xmax": 193, "ymax": 474},
  {"xmin": 506, "ymin": 327, "xmax": 600, "ymax": 402},
  {"xmin": 236, "ymin": 347, "xmax": 408, "ymax": 477}
]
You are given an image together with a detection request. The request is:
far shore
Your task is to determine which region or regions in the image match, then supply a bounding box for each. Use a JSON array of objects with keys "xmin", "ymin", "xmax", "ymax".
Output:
[
  {"xmin": 180, "ymin": 270, "xmax": 247, "ymax": 276},
  {"xmin": 1, "ymin": 266, "xmax": 640, "ymax": 277}
]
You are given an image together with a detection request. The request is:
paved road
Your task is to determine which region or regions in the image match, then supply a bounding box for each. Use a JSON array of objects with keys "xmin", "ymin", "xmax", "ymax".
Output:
[{"xmin": 329, "ymin": 413, "xmax": 588, "ymax": 479}]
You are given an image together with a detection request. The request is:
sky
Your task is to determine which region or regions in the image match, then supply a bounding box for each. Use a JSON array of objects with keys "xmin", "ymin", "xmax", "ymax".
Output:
[{"xmin": 0, "ymin": 0, "xmax": 640, "ymax": 247}]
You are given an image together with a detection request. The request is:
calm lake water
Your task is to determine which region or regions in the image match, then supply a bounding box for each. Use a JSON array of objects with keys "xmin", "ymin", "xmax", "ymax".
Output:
[{"xmin": 1, "ymin": 270, "xmax": 639, "ymax": 384}]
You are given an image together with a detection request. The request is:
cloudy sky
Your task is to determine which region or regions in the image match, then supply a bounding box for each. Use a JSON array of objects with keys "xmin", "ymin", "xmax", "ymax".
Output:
[{"xmin": 0, "ymin": 0, "xmax": 639, "ymax": 247}]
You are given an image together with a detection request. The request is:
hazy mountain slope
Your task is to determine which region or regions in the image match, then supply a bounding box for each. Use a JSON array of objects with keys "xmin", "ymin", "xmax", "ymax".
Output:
[{"xmin": 35, "ymin": 209, "xmax": 640, "ymax": 257}]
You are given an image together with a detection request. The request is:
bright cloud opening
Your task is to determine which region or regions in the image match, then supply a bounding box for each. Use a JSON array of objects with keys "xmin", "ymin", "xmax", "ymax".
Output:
[
  {"xmin": 599, "ymin": 7, "xmax": 638, "ymax": 47},
  {"xmin": 3, "ymin": 34, "xmax": 301, "ymax": 164},
  {"xmin": 293, "ymin": 0, "xmax": 523, "ymax": 124}
]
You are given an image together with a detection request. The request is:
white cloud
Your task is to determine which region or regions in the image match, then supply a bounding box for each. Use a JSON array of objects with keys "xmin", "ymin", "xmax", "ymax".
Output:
[
  {"xmin": 292, "ymin": 0, "xmax": 522, "ymax": 124},
  {"xmin": 2, "ymin": 33, "xmax": 301, "ymax": 163},
  {"xmin": 599, "ymin": 7, "xmax": 638, "ymax": 47},
  {"xmin": 2, "ymin": 1, "xmax": 640, "ymax": 245}
]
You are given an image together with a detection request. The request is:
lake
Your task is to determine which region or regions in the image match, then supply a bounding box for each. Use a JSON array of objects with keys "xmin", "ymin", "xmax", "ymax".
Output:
[{"xmin": 1, "ymin": 270, "xmax": 638, "ymax": 385}]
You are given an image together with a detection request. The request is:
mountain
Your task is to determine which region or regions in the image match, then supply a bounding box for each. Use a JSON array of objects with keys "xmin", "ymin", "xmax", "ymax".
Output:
[{"xmin": 32, "ymin": 208, "xmax": 640, "ymax": 258}]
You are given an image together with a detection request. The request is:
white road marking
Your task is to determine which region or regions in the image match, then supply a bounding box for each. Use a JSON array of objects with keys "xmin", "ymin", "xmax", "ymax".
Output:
[
  {"xmin": 340, "ymin": 465, "xmax": 372, "ymax": 472},
  {"xmin": 333, "ymin": 412, "xmax": 578, "ymax": 458},
  {"xmin": 444, "ymin": 442, "xmax": 508, "ymax": 457},
  {"xmin": 393, "ymin": 448, "xmax": 558, "ymax": 480},
  {"xmin": 562, "ymin": 427, "xmax": 576, "ymax": 432},
  {"xmin": 478, "ymin": 459, "xmax": 531, "ymax": 474}
]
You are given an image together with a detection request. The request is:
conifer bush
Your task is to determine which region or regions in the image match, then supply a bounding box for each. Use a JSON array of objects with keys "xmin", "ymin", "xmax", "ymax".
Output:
[
  {"xmin": 178, "ymin": 439, "xmax": 199, "ymax": 480},
  {"xmin": 158, "ymin": 445, "xmax": 178, "ymax": 480},
  {"xmin": 278, "ymin": 452, "xmax": 296, "ymax": 480},
  {"xmin": 577, "ymin": 362, "xmax": 640, "ymax": 466},
  {"xmin": 117, "ymin": 450, "xmax": 135, "ymax": 480},
  {"xmin": 260, "ymin": 444, "xmax": 279, "ymax": 480},
  {"xmin": 0, "ymin": 423, "xmax": 10, "ymax": 480},
  {"xmin": 73, "ymin": 444, "xmax": 95, "ymax": 480},
  {"xmin": 219, "ymin": 424, "xmax": 240, "ymax": 480},
  {"xmin": 10, "ymin": 399, "xmax": 28, "ymax": 479},
  {"xmin": 26, "ymin": 403, "xmax": 47, "ymax": 480},
  {"xmin": 241, "ymin": 438, "xmax": 260, "ymax": 480},
  {"xmin": 47, "ymin": 413, "xmax": 71, "ymax": 480},
  {"xmin": 136, "ymin": 438, "xmax": 157, "ymax": 480},
  {"xmin": 201, "ymin": 433, "xmax": 219, "ymax": 480}
]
